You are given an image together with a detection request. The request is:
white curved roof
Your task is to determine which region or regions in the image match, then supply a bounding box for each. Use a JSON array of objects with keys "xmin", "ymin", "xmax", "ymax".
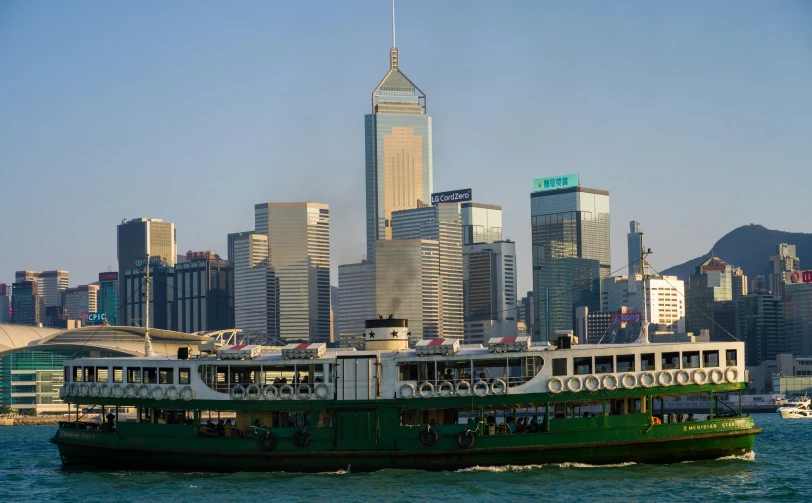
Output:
[{"xmin": 0, "ymin": 324, "xmax": 61, "ymax": 353}]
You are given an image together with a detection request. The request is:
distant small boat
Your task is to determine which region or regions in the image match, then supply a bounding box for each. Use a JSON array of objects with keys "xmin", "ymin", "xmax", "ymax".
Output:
[{"xmin": 777, "ymin": 396, "xmax": 812, "ymax": 419}]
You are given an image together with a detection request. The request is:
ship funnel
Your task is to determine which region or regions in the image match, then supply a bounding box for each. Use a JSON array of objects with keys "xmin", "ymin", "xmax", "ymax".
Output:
[{"xmin": 364, "ymin": 317, "xmax": 409, "ymax": 351}]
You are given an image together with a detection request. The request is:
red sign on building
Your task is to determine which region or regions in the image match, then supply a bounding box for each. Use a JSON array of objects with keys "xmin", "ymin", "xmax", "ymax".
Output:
[{"xmin": 701, "ymin": 264, "xmax": 727, "ymax": 271}]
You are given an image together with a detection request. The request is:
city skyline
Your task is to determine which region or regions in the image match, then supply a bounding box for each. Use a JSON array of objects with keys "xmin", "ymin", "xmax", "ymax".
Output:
[{"xmin": 2, "ymin": 1, "xmax": 811, "ymax": 295}]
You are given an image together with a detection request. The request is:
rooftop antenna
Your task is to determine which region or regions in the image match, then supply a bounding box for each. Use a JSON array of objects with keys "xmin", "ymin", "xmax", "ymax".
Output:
[
  {"xmin": 392, "ymin": 0, "xmax": 396, "ymax": 48},
  {"xmin": 390, "ymin": 0, "xmax": 399, "ymax": 69},
  {"xmin": 635, "ymin": 235, "xmax": 652, "ymax": 344},
  {"xmin": 143, "ymin": 253, "xmax": 156, "ymax": 357}
]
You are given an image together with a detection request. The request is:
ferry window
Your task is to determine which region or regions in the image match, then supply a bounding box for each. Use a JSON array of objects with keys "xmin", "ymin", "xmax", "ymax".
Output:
[
  {"xmin": 96, "ymin": 367, "xmax": 109, "ymax": 383},
  {"xmin": 573, "ymin": 357, "xmax": 592, "ymax": 375},
  {"xmin": 179, "ymin": 368, "xmax": 191, "ymax": 385},
  {"xmin": 143, "ymin": 367, "xmax": 158, "ymax": 384},
  {"xmin": 726, "ymin": 349, "xmax": 737, "ymax": 366},
  {"xmin": 662, "ymin": 352, "xmax": 680, "ymax": 370},
  {"xmin": 616, "ymin": 355, "xmax": 635, "ymax": 372},
  {"xmin": 703, "ymin": 351, "xmax": 719, "ymax": 368},
  {"xmin": 73, "ymin": 366, "xmax": 82, "ymax": 382},
  {"xmin": 113, "ymin": 367, "xmax": 123, "ymax": 383},
  {"xmin": 595, "ymin": 356, "xmax": 613, "ymax": 374},
  {"xmin": 552, "ymin": 358, "xmax": 567, "ymax": 376},
  {"xmin": 507, "ymin": 358, "xmax": 524, "ymax": 385},
  {"xmin": 127, "ymin": 368, "xmax": 142, "ymax": 383},
  {"xmin": 682, "ymin": 351, "xmax": 700, "ymax": 369},
  {"xmin": 641, "ymin": 354, "xmax": 655, "ymax": 371},
  {"xmin": 84, "ymin": 367, "xmax": 96, "ymax": 383},
  {"xmin": 399, "ymin": 363, "xmax": 418, "ymax": 381},
  {"xmin": 64, "ymin": 366, "xmax": 70, "ymax": 384},
  {"xmin": 159, "ymin": 368, "xmax": 174, "ymax": 385},
  {"xmin": 399, "ymin": 409, "xmax": 417, "ymax": 426}
]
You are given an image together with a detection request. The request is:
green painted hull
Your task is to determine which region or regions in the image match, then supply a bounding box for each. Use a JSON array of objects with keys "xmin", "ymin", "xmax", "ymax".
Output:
[{"xmin": 51, "ymin": 417, "xmax": 760, "ymax": 472}]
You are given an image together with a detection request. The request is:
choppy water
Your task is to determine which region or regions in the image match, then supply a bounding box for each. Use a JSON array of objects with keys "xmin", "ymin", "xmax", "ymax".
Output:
[{"xmin": 0, "ymin": 414, "xmax": 807, "ymax": 503}]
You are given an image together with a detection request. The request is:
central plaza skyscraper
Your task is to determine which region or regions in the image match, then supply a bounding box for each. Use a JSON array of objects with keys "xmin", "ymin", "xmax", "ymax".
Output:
[{"xmin": 365, "ymin": 23, "xmax": 433, "ymax": 261}]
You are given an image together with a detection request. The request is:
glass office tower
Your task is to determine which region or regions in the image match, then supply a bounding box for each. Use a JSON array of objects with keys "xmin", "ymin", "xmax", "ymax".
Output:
[
  {"xmin": 531, "ymin": 186, "xmax": 610, "ymax": 341},
  {"xmin": 365, "ymin": 45, "xmax": 433, "ymax": 261},
  {"xmin": 255, "ymin": 203, "xmax": 331, "ymax": 343}
]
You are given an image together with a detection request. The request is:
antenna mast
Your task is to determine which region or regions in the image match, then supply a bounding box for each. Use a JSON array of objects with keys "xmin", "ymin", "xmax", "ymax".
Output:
[
  {"xmin": 392, "ymin": 0, "xmax": 396, "ymax": 47},
  {"xmin": 636, "ymin": 234, "xmax": 652, "ymax": 344},
  {"xmin": 143, "ymin": 253, "xmax": 155, "ymax": 357}
]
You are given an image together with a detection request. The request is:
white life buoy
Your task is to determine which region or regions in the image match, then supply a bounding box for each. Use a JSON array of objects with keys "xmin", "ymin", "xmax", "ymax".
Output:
[
  {"xmin": 548, "ymin": 377, "xmax": 564, "ymax": 394},
  {"xmin": 314, "ymin": 383, "xmax": 331, "ymax": 399},
  {"xmin": 138, "ymin": 384, "xmax": 151, "ymax": 399},
  {"xmin": 246, "ymin": 384, "xmax": 262, "ymax": 400},
  {"xmin": 621, "ymin": 373, "xmax": 638, "ymax": 389},
  {"xmin": 79, "ymin": 384, "xmax": 88, "ymax": 397},
  {"xmin": 602, "ymin": 374, "xmax": 618, "ymax": 391},
  {"xmin": 584, "ymin": 375, "xmax": 601, "ymax": 392},
  {"xmin": 89, "ymin": 383, "xmax": 100, "ymax": 397},
  {"xmin": 297, "ymin": 384, "xmax": 312, "ymax": 400},
  {"xmin": 70, "ymin": 383, "xmax": 79, "ymax": 396},
  {"xmin": 125, "ymin": 384, "xmax": 138, "ymax": 398},
  {"xmin": 181, "ymin": 385, "xmax": 195, "ymax": 401},
  {"xmin": 419, "ymin": 382, "xmax": 435, "ymax": 398},
  {"xmin": 279, "ymin": 384, "xmax": 294, "ymax": 400},
  {"xmin": 230, "ymin": 384, "xmax": 246, "ymax": 400},
  {"xmin": 438, "ymin": 381, "xmax": 454, "ymax": 398},
  {"xmin": 566, "ymin": 376, "xmax": 583, "ymax": 393},
  {"xmin": 639, "ymin": 372, "xmax": 655, "ymax": 388},
  {"xmin": 725, "ymin": 367, "xmax": 738, "ymax": 383},
  {"xmin": 473, "ymin": 380, "xmax": 490, "ymax": 397},
  {"xmin": 456, "ymin": 380, "xmax": 472, "ymax": 398},
  {"xmin": 152, "ymin": 386, "xmax": 166, "ymax": 401},
  {"xmin": 658, "ymin": 370, "xmax": 674, "ymax": 387},
  {"xmin": 676, "ymin": 370, "xmax": 691, "ymax": 386},
  {"xmin": 100, "ymin": 383, "xmax": 112, "ymax": 398},
  {"xmin": 263, "ymin": 385, "xmax": 278, "ymax": 400},
  {"xmin": 693, "ymin": 369, "xmax": 709, "ymax": 386},
  {"xmin": 491, "ymin": 379, "xmax": 507, "ymax": 395},
  {"xmin": 710, "ymin": 368, "xmax": 725, "ymax": 384},
  {"xmin": 166, "ymin": 385, "xmax": 180, "ymax": 401},
  {"xmin": 112, "ymin": 384, "xmax": 124, "ymax": 398}
]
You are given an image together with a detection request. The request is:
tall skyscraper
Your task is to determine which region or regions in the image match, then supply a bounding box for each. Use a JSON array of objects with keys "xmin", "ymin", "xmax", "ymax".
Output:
[
  {"xmin": 227, "ymin": 231, "xmax": 254, "ymax": 265},
  {"xmin": 123, "ymin": 264, "xmax": 175, "ymax": 330},
  {"xmin": 769, "ymin": 243, "xmax": 800, "ymax": 298},
  {"xmin": 365, "ymin": 19, "xmax": 433, "ymax": 261},
  {"xmin": 14, "ymin": 270, "xmax": 68, "ymax": 325},
  {"xmin": 233, "ymin": 233, "xmax": 273, "ymax": 337},
  {"xmin": 374, "ymin": 238, "xmax": 440, "ymax": 345},
  {"xmin": 64, "ymin": 284, "xmax": 99, "ymax": 321},
  {"xmin": 686, "ymin": 257, "xmax": 732, "ymax": 338},
  {"xmin": 0, "ymin": 284, "xmax": 9, "ymax": 323},
  {"xmin": 463, "ymin": 240, "xmax": 518, "ymax": 343},
  {"xmin": 731, "ymin": 267, "xmax": 748, "ymax": 303},
  {"xmin": 530, "ymin": 180, "xmax": 610, "ymax": 341},
  {"xmin": 337, "ymin": 261, "xmax": 377, "ymax": 347},
  {"xmin": 255, "ymin": 203, "xmax": 331, "ymax": 342},
  {"xmin": 174, "ymin": 256, "xmax": 233, "ymax": 333},
  {"xmin": 11, "ymin": 280, "xmax": 39, "ymax": 326},
  {"xmin": 461, "ymin": 202, "xmax": 502, "ymax": 245},
  {"xmin": 627, "ymin": 221, "xmax": 643, "ymax": 275},
  {"xmin": 601, "ymin": 274, "xmax": 686, "ymax": 335},
  {"xmin": 117, "ymin": 217, "xmax": 176, "ymax": 325},
  {"xmin": 783, "ymin": 278, "xmax": 812, "ymax": 358},
  {"xmin": 97, "ymin": 272, "xmax": 120, "ymax": 326},
  {"xmin": 391, "ymin": 203, "xmax": 464, "ymax": 340},
  {"xmin": 738, "ymin": 292, "xmax": 786, "ymax": 366}
]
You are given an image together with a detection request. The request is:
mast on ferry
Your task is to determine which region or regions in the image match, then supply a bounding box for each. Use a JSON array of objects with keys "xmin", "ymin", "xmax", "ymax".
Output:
[
  {"xmin": 636, "ymin": 234, "xmax": 652, "ymax": 344},
  {"xmin": 143, "ymin": 253, "xmax": 156, "ymax": 357}
]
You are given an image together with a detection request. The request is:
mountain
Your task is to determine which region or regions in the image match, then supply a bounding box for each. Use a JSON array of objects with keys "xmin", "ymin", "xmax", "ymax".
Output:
[{"xmin": 661, "ymin": 224, "xmax": 812, "ymax": 282}]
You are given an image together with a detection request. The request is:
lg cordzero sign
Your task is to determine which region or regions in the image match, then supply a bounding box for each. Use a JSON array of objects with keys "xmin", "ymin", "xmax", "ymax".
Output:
[{"xmin": 430, "ymin": 189, "xmax": 472, "ymax": 204}]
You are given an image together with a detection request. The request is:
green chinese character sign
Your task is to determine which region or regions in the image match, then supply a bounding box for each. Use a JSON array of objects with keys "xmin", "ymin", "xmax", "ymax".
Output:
[{"xmin": 533, "ymin": 174, "xmax": 580, "ymax": 192}]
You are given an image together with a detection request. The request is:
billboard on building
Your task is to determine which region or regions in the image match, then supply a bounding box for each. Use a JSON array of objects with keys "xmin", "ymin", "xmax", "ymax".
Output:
[
  {"xmin": 0, "ymin": 283, "xmax": 6, "ymax": 296},
  {"xmin": 611, "ymin": 312, "xmax": 641, "ymax": 324},
  {"xmin": 786, "ymin": 270, "xmax": 812, "ymax": 284},
  {"xmin": 430, "ymin": 188, "xmax": 472, "ymax": 204},
  {"xmin": 99, "ymin": 272, "xmax": 118, "ymax": 282},
  {"xmin": 87, "ymin": 312, "xmax": 107, "ymax": 324},
  {"xmin": 533, "ymin": 174, "xmax": 579, "ymax": 192},
  {"xmin": 701, "ymin": 265, "xmax": 727, "ymax": 271}
]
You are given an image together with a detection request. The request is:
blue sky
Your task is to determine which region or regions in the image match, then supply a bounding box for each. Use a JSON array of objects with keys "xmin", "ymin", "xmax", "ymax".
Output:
[{"xmin": 1, "ymin": 1, "xmax": 810, "ymax": 295}]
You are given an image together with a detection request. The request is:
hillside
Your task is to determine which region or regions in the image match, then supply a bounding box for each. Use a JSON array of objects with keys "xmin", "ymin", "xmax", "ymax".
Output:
[{"xmin": 661, "ymin": 224, "xmax": 812, "ymax": 282}]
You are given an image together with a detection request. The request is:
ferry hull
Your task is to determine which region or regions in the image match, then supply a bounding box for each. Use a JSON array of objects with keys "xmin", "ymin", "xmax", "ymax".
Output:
[{"xmin": 52, "ymin": 424, "xmax": 760, "ymax": 473}]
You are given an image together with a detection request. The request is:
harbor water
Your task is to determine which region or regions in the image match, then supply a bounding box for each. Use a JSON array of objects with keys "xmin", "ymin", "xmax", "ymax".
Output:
[{"xmin": 0, "ymin": 414, "xmax": 807, "ymax": 503}]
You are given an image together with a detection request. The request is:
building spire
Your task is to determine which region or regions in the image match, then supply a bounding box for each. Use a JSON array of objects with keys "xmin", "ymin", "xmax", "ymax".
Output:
[{"xmin": 390, "ymin": 0, "xmax": 399, "ymax": 69}]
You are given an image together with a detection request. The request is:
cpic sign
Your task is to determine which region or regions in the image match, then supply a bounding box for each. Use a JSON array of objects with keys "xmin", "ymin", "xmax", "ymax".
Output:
[
  {"xmin": 431, "ymin": 188, "xmax": 472, "ymax": 204},
  {"xmin": 87, "ymin": 312, "xmax": 107, "ymax": 324},
  {"xmin": 534, "ymin": 174, "xmax": 579, "ymax": 192},
  {"xmin": 611, "ymin": 312, "xmax": 641, "ymax": 324}
]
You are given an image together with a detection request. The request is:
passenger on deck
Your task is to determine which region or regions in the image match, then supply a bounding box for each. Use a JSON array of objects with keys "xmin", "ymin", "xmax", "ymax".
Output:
[
  {"xmin": 506, "ymin": 417, "xmax": 516, "ymax": 433},
  {"xmin": 104, "ymin": 412, "xmax": 115, "ymax": 431},
  {"xmin": 224, "ymin": 420, "xmax": 233, "ymax": 437},
  {"xmin": 479, "ymin": 372, "xmax": 489, "ymax": 384},
  {"xmin": 443, "ymin": 369, "xmax": 454, "ymax": 382},
  {"xmin": 462, "ymin": 372, "xmax": 471, "ymax": 381},
  {"xmin": 216, "ymin": 419, "xmax": 225, "ymax": 436},
  {"xmin": 273, "ymin": 377, "xmax": 281, "ymax": 384}
]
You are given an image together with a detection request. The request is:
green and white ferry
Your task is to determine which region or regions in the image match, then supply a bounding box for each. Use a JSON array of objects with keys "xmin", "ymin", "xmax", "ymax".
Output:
[{"xmin": 51, "ymin": 316, "xmax": 761, "ymax": 472}]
